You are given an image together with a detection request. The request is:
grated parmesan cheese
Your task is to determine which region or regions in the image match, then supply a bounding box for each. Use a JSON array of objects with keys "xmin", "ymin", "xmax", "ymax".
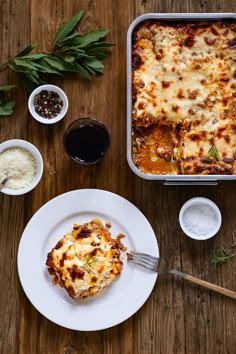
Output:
[{"xmin": 0, "ymin": 147, "xmax": 37, "ymax": 189}]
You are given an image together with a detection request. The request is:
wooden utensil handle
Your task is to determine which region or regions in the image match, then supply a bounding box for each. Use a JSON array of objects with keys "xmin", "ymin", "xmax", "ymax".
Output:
[{"xmin": 169, "ymin": 269, "xmax": 236, "ymax": 300}]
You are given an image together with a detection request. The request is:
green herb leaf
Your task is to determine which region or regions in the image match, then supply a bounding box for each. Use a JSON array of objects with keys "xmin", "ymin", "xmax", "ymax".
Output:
[
  {"xmin": 208, "ymin": 144, "xmax": 219, "ymax": 161},
  {"xmin": 8, "ymin": 61, "xmax": 29, "ymax": 73},
  {"xmin": 20, "ymin": 53, "xmax": 47, "ymax": 60},
  {"xmin": 33, "ymin": 59, "xmax": 62, "ymax": 74},
  {"xmin": 72, "ymin": 63, "xmax": 91, "ymax": 79},
  {"xmin": 20, "ymin": 74, "xmax": 38, "ymax": 94},
  {"xmin": 82, "ymin": 63, "xmax": 96, "ymax": 75},
  {"xmin": 17, "ymin": 43, "xmax": 38, "ymax": 57},
  {"xmin": 0, "ymin": 101, "xmax": 16, "ymax": 109},
  {"xmin": 63, "ymin": 55, "xmax": 75, "ymax": 63},
  {"xmin": 0, "ymin": 85, "xmax": 16, "ymax": 92},
  {"xmin": 0, "ymin": 101, "xmax": 16, "ymax": 116},
  {"xmin": 52, "ymin": 10, "xmax": 84, "ymax": 48},
  {"xmin": 76, "ymin": 29, "xmax": 110, "ymax": 48},
  {"xmin": 1, "ymin": 10, "xmax": 113, "ymax": 98},
  {"xmin": 13, "ymin": 58, "xmax": 38, "ymax": 70},
  {"xmin": 84, "ymin": 57, "xmax": 104, "ymax": 70},
  {"xmin": 58, "ymin": 33, "xmax": 84, "ymax": 47},
  {"xmin": 44, "ymin": 56, "xmax": 66, "ymax": 71},
  {"xmin": 85, "ymin": 41, "xmax": 113, "ymax": 49},
  {"xmin": 210, "ymin": 245, "xmax": 236, "ymax": 266},
  {"xmin": 86, "ymin": 47, "xmax": 110, "ymax": 57},
  {"xmin": 24, "ymin": 70, "xmax": 46, "ymax": 85}
]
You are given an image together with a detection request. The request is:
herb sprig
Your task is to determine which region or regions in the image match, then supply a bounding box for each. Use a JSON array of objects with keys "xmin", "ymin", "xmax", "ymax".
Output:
[
  {"xmin": 210, "ymin": 242, "xmax": 236, "ymax": 266},
  {"xmin": 0, "ymin": 10, "xmax": 113, "ymax": 94},
  {"xmin": 82, "ymin": 257, "xmax": 99, "ymax": 274},
  {"xmin": 208, "ymin": 144, "xmax": 219, "ymax": 161},
  {"xmin": 0, "ymin": 85, "xmax": 16, "ymax": 116}
]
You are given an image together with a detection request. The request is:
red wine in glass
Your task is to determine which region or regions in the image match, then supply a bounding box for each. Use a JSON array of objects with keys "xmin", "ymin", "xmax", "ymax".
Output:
[{"xmin": 63, "ymin": 118, "xmax": 110, "ymax": 165}]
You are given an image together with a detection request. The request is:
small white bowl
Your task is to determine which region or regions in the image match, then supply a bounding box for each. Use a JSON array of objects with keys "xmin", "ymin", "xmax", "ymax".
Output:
[
  {"xmin": 0, "ymin": 139, "xmax": 44, "ymax": 195},
  {"xmin": 179, "ymin": 197, "xmax": 222, "ymax": 240},
  {"xmin": 28, "ymin": 84, "xmax": 68, "ymax": 124}
]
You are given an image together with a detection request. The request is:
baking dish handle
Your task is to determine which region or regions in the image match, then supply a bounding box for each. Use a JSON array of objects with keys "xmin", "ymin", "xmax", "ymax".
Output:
[{"xmin": 163, "ymin": 180, "xmax": 218, "ymax": 185}]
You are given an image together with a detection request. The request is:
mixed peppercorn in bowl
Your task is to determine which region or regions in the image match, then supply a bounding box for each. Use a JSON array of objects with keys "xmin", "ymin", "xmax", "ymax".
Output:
[{"xmin": 28, "ymin": 84, "xmax": 68, "ymax": 124}]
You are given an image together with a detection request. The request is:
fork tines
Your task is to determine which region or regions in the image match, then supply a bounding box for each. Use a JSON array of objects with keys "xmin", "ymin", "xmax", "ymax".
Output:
[{"xmin": 128, "ymin": 251, "xmax": 159, "ymax": 272}]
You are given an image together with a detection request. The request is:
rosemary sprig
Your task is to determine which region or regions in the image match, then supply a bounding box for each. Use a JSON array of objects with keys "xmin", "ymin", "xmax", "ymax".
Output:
[
  {"xmin": 208, "ymin": 144, "xmax": 219, "ymax": 161},
  {"xmin": 210, "ymin": 243, "xmax": 236, "ymax": 266},
  {"xmin": 81, "ymin": 257, "xmax": 99, "ymax": 274},
  {"xmin": 0, "ymin": 10, "xmax": 113, "ymax": 94}
]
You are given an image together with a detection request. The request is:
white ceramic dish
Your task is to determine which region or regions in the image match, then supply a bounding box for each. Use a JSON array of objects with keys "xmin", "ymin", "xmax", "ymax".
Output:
[
  {"xmin": 17, "ymin": 189, "xmax": 159, "ymax": 331},
  {"xmin": 126, "ymin": 13, "xmax": 236, "ymax": 185},
  {"xmin": 179, "ymin": 197, "xmax": 222, "ymax": 240},
  {"xmin": 28, "ymin": 84, "xmax": 68, "ymax": 124},
  {"xmin": 0, "ymin": 139, "xmax": 44, "ymax": 195}
]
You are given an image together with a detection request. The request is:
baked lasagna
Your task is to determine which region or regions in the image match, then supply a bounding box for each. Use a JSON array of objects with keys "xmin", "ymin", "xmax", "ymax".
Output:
[
  {"xmin": 46, "ymin": 219, "xmax": 126, "ymax": 300},
  {"xmin": 131, "ymin": 20, "xmax": 236, "ymax": 174}
]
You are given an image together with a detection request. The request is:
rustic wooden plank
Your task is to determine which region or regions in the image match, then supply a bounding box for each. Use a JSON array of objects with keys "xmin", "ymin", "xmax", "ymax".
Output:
[
  {"xmin": 0, "ymin": 0, "xmax": 31, "ymax": 353},
  {"xmin": 0, "ymin": 0, "xmax": 236, "ymax": 353}
]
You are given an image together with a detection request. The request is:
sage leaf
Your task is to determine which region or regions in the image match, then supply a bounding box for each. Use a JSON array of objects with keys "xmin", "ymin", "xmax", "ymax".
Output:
[
  {"xmin": 13, "ymin": 58, "xmax": 38, "ymax": 70},
  {"xmin": 17, "ymin": 43, "xmax": 38, "ymax": 57},
  {"xmin": 21, "ymin": 53, "xmax": 47, "ymax": 60},
  {"xmin": 84, "ymin": 41, "xmax": 113, "ymax": 50},
  {"xmin": 63, "ymin": 55, "xmax": 75, "ymax": 63},
  {"xmin": 20, "ymin": 74, "xmax": 38, "ymax": 94},
  {"xmin": 0, "ymin": 101, "xmax": 16, "ymax": 116},
  {"xmin": 0, "ymin": 85, "xmax": 16, "ymax": 91},
  {"xmin": 8, "ymin": 61, "xmax": 29, "ymax": 73},
  {"xmin": 2, "ymin": 11, "xmax": 113, "ymax": 95},
  {"xmin": 58, "ymin": 33, "xmax": 84, "ymax": 47},
  {"xmin": 24, "ymin": 70, "xmax": 45, "ymax": 85},
  {"xmin": 87, "ymin": 47, "xmax": 110, "ymax": 56},
  {"xmin": 52, "ymin": 10, "xmax": 84, "ymax": 48},
  {"xmin": 95, "ymin": 53, "xmax": 108, "ymax": 61},
  {"xmin": 84, "ymin": 58, "xmax": 104, "ymax": 70},
  {"xmin": 82, "ymin": 63, "xmax": 96, "ymax": 75},
  {"xmin": 76, "ymin": 29, "xmax": 110, "ymax": 48},
  {"xmin": 44, "ymin": 57, "xmax": 66, "ymax": 71},
  {"xmin": 33, "ymin": 60, "xmax": 62, "ymax": 74},
  {"xmin": 0, "ymin": 100, "xmax": 16, "ymax": 109},
  {"xmin": 72, "ymin": 63, "xmax": 91, "ymax": 79}
]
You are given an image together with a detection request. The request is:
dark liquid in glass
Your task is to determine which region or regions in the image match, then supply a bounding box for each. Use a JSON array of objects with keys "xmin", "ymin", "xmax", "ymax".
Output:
[{"xmin": 64, "ymin": 124, "xmax": 110, "ymax": 164}]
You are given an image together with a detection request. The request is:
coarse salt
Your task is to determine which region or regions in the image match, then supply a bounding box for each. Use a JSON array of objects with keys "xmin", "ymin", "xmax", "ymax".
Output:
[
  {"xmin": 0, "ymin": 147, "xmax": 37, "ymax": 189},
  {"xmin": 182, "ymin": 204, "xmax": 217, "ymax": 237}
]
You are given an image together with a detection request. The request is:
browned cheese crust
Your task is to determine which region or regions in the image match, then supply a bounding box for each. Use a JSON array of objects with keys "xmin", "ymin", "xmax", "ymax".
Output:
[
  {"xmin": 46, "ymin": 219, "xmax": 126, "ymax": 300},
  {"xmin": 131, "ymin": 21, "xmax": 236, "ymax": 175}
]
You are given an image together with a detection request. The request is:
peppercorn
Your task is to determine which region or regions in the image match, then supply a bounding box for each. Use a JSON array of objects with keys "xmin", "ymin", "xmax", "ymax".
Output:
[{"xmin": 33, "ymin": 90, "xmax": 63, "ymax": 118}]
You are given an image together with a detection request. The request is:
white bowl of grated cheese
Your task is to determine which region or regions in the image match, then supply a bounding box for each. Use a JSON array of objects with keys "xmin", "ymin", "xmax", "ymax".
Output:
[
  {"xmin": 179, "ymin": 197, "xmax": 222, "ymax": 240},
  {"xmin": 0, "ymin": 139, "xmax": 44, "ymax": 195}
]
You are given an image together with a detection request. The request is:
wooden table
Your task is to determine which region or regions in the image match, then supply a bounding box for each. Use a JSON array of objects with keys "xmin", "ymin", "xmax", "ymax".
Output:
[{"xmin": 0, "ymin": 0, "xmax": 235, "ymax": 353}]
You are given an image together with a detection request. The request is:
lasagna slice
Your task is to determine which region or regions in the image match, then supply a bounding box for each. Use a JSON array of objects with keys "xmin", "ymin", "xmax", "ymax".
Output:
[
  {"xmin": 181, "ymin": 120, "xmax": 236, "ymax": 174},
  {"xmin": 46, "ymin": 218, "xmax": 126, "ymax": 300}
]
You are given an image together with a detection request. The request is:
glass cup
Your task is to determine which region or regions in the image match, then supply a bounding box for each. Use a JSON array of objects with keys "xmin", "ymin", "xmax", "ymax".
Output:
[{"xmin": 63, "ymin": 118, "xmax": 111, "ymax": 165}]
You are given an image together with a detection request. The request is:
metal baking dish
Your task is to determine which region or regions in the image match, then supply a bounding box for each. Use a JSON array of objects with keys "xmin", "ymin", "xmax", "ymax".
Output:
[{"xmin": 126, "ymin": 13, "xmax": 236, "ymax": 185}]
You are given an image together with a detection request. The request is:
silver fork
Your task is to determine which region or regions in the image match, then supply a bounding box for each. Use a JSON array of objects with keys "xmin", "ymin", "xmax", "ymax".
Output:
[{"xmin": 127, "ymin": 251, "xmax": 236, "ymax": 300}]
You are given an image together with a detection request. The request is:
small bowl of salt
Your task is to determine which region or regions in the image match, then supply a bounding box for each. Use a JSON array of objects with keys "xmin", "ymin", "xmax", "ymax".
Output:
[
  {"xmin": 179, "ymin": 197, "xmax": 222, "ymax": 240},
  {"xmin": 0, "ymin": 139, "xmax": 43, "ymax": 195}
]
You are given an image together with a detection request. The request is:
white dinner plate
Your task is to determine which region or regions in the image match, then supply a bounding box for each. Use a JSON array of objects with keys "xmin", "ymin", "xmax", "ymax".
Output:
[{"xmin": 17, "ymin": 189, "xmax": 159, "ymax": 331}]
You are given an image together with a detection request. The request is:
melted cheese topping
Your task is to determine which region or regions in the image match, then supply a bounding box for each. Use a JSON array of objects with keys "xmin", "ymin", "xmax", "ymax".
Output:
[
  {"xmin": 132, "ymin": 21, "xmax": 236, "ymax": 175},
  {"xmin": 46, "ymin": 219, "xmax": 125, "ymax": 299}
]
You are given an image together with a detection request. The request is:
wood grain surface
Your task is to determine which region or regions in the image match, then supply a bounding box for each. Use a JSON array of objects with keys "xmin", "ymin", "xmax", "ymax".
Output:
[{"xmin": 0, "ymin": 0, "xmax": 236, "ymax": 353}]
